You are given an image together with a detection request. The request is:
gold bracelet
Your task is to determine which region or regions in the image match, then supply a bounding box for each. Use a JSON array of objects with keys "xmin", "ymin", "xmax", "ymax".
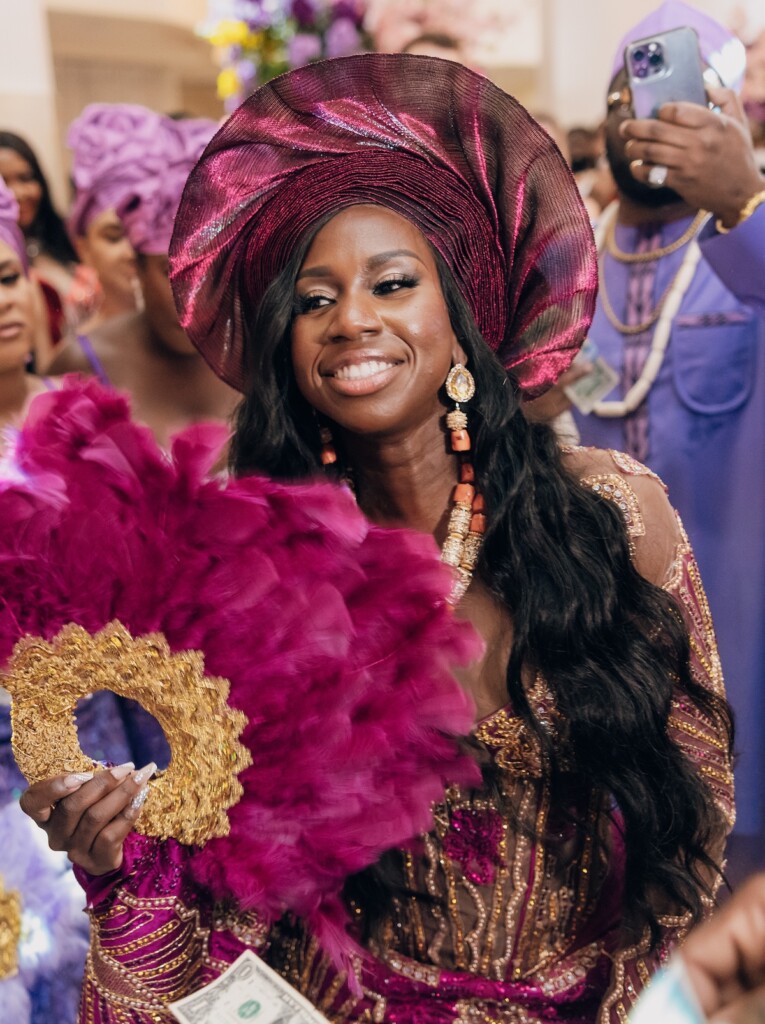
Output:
[{"xmin": 715, "ymin": 187, "xmax": 765, "ymax": 234}]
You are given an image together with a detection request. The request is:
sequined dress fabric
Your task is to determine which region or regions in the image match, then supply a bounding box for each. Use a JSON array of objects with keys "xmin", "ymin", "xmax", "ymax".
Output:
[{"xmin": 75, "ymin": 453, "xmax": 732, "ymax": 1024}]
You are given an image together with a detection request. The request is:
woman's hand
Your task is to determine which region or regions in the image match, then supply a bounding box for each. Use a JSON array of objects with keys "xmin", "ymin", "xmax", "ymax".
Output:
[{"xmin": 19, "ymin": 761, "xmax": 156, "ymax": 876}]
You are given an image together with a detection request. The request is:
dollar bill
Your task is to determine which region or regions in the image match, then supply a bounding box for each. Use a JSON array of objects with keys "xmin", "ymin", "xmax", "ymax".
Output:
[
  {"xmin": 628, "ymin": 960, "xmax": 705, "ymax": 1024},
  {"xmin": 168, "ymin": 950, "xmax": 331, "ymax": 1024},
  {"xmin": 563, "ymin": 338, "xmax": 620, "ymax": 414}
]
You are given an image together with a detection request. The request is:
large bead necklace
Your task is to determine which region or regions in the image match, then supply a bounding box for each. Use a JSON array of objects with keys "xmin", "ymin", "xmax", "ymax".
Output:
[
  {"xmin": 441, "ymin": 365, "xmax": 485, "ymax": 605},
  {"xmin": 323, "ymin": 426, "xmax": 485, "ymax": 606},
  {"xmin": 592, "ymin": 201, "xmax": 708, "ymax": 419}
]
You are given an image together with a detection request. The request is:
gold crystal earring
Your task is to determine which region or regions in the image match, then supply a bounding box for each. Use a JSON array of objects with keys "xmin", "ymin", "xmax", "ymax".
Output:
[
  {"xmin": 444, "ymin": 364, "xmax": 476, "ymax": 452},
  {"xmin": 441, "ymin": 363, "xmax": 484, "ymax": 604}
]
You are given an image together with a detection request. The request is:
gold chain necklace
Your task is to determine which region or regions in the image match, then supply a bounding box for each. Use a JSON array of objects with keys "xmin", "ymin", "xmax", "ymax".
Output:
[
  {"xmin": 606, "ymin": 208, "xmax": 709, "ymax": 264},
  {"xmin": 592, "ymin": 202, "xmax": 705, "ymax": 417},
  {"xmin": 598, "ymin": 206, "xmax": 710, "ymax": 335},
  {"xmin": 599, "ymin": 258, "xmax": 691, "ymax": 336}
]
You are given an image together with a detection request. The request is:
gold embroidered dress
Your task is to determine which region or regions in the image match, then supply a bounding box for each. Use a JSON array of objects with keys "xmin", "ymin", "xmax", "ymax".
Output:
[{"xmin": 76, "ymin": 451, "xmax": 733, "ymax": 1024}]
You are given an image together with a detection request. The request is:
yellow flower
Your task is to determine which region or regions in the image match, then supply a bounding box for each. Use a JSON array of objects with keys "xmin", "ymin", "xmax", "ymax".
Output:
[
  {"xmin": 217, "ymin": 68, "xmax": 241, "ymax": 100},
  {"xmin": 244, "ymin": 31, "xmax": 265, "ymax": 50},
  {"xmin": 206, "ymin": 19, "xmax": 250, "ymax": 48}
]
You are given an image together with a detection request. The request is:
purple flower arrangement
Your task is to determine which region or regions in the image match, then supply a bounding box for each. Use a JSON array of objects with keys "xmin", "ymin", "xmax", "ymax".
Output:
[{"xmin": 201, "ymin": 0, "xmax": 369, "ymax": 112}]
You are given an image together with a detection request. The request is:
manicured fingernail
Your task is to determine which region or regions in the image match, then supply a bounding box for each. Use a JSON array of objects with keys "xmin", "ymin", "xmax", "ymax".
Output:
[
  {"xmin": 63, "ymin": 771, "xmax": 94, "ymax": 788},
  {"xmin": 129, "ymin": 786, "xmax": 149, "ymax": 814},
  {"xmin": 132, "ymin": 762, "xmax": 157, "ymax": 786},
  {"xmin": 111, "ymin": 761, "xmax": 135, "ymax": 781}
]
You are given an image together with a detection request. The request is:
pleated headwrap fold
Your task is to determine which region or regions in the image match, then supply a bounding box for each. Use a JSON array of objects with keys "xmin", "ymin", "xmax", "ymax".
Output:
[{"xmin": 170, "ymin": 54, "xmax": 598, "ymax": 398}]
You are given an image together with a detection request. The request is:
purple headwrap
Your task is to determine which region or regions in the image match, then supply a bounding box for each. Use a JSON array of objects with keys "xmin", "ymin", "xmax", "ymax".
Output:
[
  {"xmin": 610, "ymin": 1, "xmax": 746, "ymax": 91},
  {"xmin": 117, "ymin": 117, "xmax": 217, "ymax": 255},
  {"xmin": 67, "ymin": 103, "xmax": 166, "ymax": 239},
  {"xmin": 0, "ymin": 176, "xmax": 28, "ymax": 272},
  {"xmin": 170, "ymin": 54, "xmax": 597, "ymax": 400}
]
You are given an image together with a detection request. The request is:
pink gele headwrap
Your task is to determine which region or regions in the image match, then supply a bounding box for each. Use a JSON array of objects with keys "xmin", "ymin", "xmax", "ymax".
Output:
[
  {"xmin": 610, "ymin": 1, "xmax": 746, "ymax": 91},
  {"xmin": 0, "ymin": 176, "xmax": 28, "ymax": 272},
  {"xmin": 117, "ymin": 116, "xmax": 217, "ymax": 256},
  {"xmin": 169, "ymin": 54, "xmax": 598, "ymax": 399},
  {"xmin": 67, "ymin": 103, "xmax": 167, "ymax": 240}
]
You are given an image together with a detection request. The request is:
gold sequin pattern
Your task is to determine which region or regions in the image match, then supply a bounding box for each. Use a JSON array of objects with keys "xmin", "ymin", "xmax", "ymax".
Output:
[{"xmin": 5, "ymin": 621, "xmax": 252, "ymax": 846}]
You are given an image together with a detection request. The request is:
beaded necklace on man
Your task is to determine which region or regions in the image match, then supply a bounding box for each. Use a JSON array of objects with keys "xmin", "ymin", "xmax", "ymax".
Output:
[{"xmin": 592, "ymin": 201, "xmax": 709, "ymax": 419}]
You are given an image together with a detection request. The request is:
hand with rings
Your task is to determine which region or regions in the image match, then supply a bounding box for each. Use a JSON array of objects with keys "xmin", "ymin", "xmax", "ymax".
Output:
[{"xmin": 620, "ymin": 85, "xmax": 764, "ymax": 224}]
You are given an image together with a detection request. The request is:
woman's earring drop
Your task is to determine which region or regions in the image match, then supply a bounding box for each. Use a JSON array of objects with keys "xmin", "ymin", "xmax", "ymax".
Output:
[
  {"xmin": 445, "ymin": 363, "xmax": 476, "ymax": 452},
  {"xmin": 319, "ymin": 425, "xmax": 337, "ymax": 466},
  {"xmin": 441, "ymin": 363, "xmax": 484, "ymax": 604}
]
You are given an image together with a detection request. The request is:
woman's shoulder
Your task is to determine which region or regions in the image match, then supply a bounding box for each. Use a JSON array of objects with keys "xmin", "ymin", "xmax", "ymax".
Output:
[
  {"xmin": 561, "ymin": 444, "xmax": 664, "ymax": 486},
  {"xmin": 561, "ymin": 445, "xmax": 682, "ymax": 588}
]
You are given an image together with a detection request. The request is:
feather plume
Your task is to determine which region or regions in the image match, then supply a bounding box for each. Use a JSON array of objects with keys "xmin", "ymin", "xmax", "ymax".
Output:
[{"xmin": 0, "ymin": 379, "xmax": 481, "ymax": 956}]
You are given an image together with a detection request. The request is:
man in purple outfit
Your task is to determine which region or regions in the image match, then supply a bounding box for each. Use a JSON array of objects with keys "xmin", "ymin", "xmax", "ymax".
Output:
[{"xmin": 560, "ymin": 2, "xmax": 765, "ymax": 865}]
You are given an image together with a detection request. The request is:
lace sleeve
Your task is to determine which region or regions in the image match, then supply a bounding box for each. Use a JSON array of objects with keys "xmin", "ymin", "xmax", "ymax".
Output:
[
  {"xmin": 75, "ymin": 834, "xmax": 270, "ymax": 1023},
  {"xmin": 574, "ymin": 449, "xmax": 734, "ymax": 1024}
]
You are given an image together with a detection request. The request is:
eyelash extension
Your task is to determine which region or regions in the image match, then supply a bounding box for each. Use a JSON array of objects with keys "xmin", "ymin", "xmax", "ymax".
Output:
[
  {"xmin": 293, "ymin": 294, "xmax": 328, "ymax": 316},
  {"xmin": 0, "ymin": 274, "xmax": 20, "ymax": 287},
  {"xmin": 293, "ymin": 274, "xmax": 420, "ymax": 316},
  {"xmin": 374, "ymin": 274, "xmax": 418, "ymax": 294}
]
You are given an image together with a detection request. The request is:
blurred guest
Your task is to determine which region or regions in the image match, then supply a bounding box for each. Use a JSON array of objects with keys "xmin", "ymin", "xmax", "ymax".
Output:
[
  {"xmin": 0, "ymin": 177, "xmax": 54, "ymax": 437},
  {"xmin": 67, "ymin": 105, "xmax": 146, "ymax": 334},
  {"xmin": 567, "ymin": 124, "xmax": 602, "ymax": 174},
  {"xmin": 529, "ymin": 1, "xmax": 765, "ymax": 870},
  {"xmin": 402, "ymin": 31, "xmax": 464, "ymax": 60},
  {"xmin": 0, "ymin": 131, "xmax": 97, "ymax": 359},
  {"xmin": 0, "ymin": 173, "xmax": 167, "ymax": 1024},
  {"xmin": 567, "ymin": 124, "xmax": 617, "ymax": 216},
  {"xmin": 50, "ymin": 110, "xmax": 238, "ymax": 448}
]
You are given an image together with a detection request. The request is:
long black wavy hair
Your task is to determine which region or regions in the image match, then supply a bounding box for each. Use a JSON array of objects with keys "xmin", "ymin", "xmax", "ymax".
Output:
[
  {"xmin": 231, "ymin": 216, "xmax": 732, "ymax": 944},
  {"xmin": 0, "ymin": 131, "xmax": 78, "ymax": 265}
]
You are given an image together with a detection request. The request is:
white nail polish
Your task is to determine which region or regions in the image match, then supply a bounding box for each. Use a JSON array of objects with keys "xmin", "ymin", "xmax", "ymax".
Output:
[
  {"xmin": 111, "ymin": 761, "xmax": 135, "ymax": 781},
  {"xmin": 63, "ymin": 771, "xmax": 94, "ymax": 788},
  {"xmin": 130, "ymin": 786, "xmax": 149, "ymax": 813},
  {"xmin": 132, "ymin": 762, "xmax": 157, "ymax": 786}
]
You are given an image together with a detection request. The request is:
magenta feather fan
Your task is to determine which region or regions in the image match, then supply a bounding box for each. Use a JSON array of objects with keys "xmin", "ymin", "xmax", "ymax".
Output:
[{"xmin": 0, "ymin": 380, "xmax": 480, "ymax": 948}]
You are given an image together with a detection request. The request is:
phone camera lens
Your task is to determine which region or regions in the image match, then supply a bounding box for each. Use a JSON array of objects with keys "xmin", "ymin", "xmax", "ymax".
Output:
[
  {"xmin": 648, "ymin": 52, "xmax": 663, "ymax": 67},
  {"xmin": 633, "ymin": 48, "xmax": 645, "ymax": 62},
  {"xmin": 635, "ymin": 66, "xmax": 648, "ymax": 78}
]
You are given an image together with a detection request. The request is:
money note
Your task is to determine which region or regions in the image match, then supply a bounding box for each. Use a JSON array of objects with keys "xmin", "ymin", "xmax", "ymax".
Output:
[
  {"xmin": 628, "ymin": 960, "xmax": 705, "ymax": 1024},
  {"xmin": 168, "ymin": 950, "xmax": 331, "ymax": 1024},
  {"xmin": 563, "ymin": 338, "xmax": 620, "ymax": 414}
]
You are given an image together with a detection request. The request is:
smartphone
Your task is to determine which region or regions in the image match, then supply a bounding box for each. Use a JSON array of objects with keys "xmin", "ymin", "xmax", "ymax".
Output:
[{"xmin": 624, "ymin": 26, "xmax": 707, "ymax": 119}]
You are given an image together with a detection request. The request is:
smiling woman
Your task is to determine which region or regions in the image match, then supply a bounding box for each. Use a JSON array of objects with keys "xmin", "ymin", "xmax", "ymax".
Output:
[{"xmin": 20, "ymin": 54, "xmax": 734, "ymax": 1024}]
